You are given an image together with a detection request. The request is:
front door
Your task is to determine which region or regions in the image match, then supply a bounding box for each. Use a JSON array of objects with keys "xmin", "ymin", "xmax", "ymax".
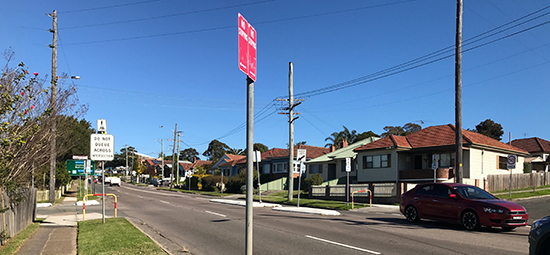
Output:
[
  {"xmin": 328, "ymin": 164, "xmax": 336, "ymax": 180},
  {"xmin": 414, "ymin": 155, "xmax": 423, "ymax": 169}
]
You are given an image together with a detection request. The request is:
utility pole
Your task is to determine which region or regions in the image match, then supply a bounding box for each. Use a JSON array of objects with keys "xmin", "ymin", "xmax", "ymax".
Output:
[
  {"xmin": 176, "ymin": 132, "xmax": 182, "ymax": 185},
  {"xmin": 170, "ymin": 123, "xmax": 177, "ymax": 190},
  {"xmin": 125, "ymin": 144, "xmax": 128, "ymax": 180},
  {"xmin": 276, "ymin": 62, "xmax": 304, "ymax": 201},
  {"xmin": 455, "ymin": 0, "xmax": 463, "ymax": 183},
  {"xmin": 48, "ymin": 10, "xmax": 57, "ymax": 204},
  {"xmin": 161, "ymin": 139, "xmax": 164, "ymax": 178}
]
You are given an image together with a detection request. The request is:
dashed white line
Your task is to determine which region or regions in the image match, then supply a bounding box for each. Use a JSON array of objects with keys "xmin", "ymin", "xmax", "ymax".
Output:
[
  {"xmin": 137, "ymin": 195, "xmax": 144, "ymax": 199},
  {"xmin": 305, "ymin": 235, "xmax": 381, "ymax": 254},
  {"xmin": 160, "ymin": 200, "xmax": 170, "ymax": 204},
  {"xmin": 205, "ymin": 211, "xmax": 227, "ymax": 217}
]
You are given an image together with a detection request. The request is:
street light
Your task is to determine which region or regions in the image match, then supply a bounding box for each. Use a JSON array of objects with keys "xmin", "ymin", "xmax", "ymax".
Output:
[{"xmin": 48, "ymin": 74, "xmax": 79, "ymax": 203}]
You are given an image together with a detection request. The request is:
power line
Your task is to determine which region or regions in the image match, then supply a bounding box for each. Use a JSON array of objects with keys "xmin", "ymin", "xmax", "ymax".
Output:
[
  {"xmin": 58, "ymin": 0, "xmax": 161, "ymax": 14},
  {"xmin": 288, "ymin": 6, "xmax": 550, "ymax": 98},
  {"xmin": 63, "ymin": 0, "xmax": 415, "ymax": 45},
  {"xmin": 61, "ymin": 0, "xmax": 275, "ymax": 30}
]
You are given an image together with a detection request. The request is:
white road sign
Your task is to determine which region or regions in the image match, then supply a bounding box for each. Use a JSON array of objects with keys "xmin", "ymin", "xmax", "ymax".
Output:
[
  {"xmin": 90, "ymin": 134, "xmax": 115, "ymax": 161},
  {"xmin": 507, "ymin": 155, "xmax": 516, "ymax": 169},
  {"xmin": 345, "ymin": 158, "xmax": 351, "ymax": 172},
  {"xmin": 97, "ymin": 119, "xmax": 107, "ymax": 133},
  {"xmin": 297, "ymin": 149, "xmax": 307, "ymax": 162}
]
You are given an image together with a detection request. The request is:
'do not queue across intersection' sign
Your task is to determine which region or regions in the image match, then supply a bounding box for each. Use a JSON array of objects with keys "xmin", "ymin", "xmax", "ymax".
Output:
[{"xmin": 90, "ymin": 134, "xmax": 114, "ymax": 161}]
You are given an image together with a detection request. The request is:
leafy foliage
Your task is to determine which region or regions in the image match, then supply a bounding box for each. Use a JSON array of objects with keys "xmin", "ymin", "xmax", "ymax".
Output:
[
  {"xmin": 179, "ymin": 148, "xmax": 200, "ymax": 162},
  {"xmin": 227, "ymin": 148, "xmax": 245, "ymax": 155},
  {"xmin": 253, "ymin": 143, "xmax": 268, "ymax": 153},
  {"xmin": 474, "ymin": 119, "xmax": 504, "ymax": 141},
  {"xmin": 202, "ymin": 139, "xmax": 230, "ymax": 162},
  {"xmin": 302, "ymin": 173, "xmax": 324, "ymax": 191},
  {"xmin": 381, "ymin": 122, "xmax": 422, "ymax": 137},
  {"xmin": 325, "ymin": 126, "xmax": 379, "ymax": 149}
]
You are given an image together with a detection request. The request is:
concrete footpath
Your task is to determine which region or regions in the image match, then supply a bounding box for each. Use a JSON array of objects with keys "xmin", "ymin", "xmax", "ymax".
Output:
[{"xmin": 17, "ymin": 191, "xmax": 79, "ymax": 255}]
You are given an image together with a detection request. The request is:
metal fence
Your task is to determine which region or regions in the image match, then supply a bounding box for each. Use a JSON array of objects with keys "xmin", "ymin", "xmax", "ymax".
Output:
[
  {"xmin": 312, "ymin": 183, "xmax": 397, "ymax": 198},
  {"xmin": 488, "ymin": 172, "xmax": 550, "ymax": 192},
  {"xmin": 0, "ymin": 188, "xmax": 36, "ymax": 241}
]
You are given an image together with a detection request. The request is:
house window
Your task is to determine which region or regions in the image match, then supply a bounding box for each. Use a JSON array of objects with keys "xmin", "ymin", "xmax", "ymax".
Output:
[
  {"xmin": 273, "ymin": 162, "xmax": 288, "ymax": 173},
  {"xmin": 498, "ymin": 156, "xmax": 507, "ymax": 170},
  {"xmin": 439, "ymin": 153, "xmax": 455, "ymax": 168},
  {"xmin": 309, "ymin": 164, "xmax": 322, "ymax": 174},
  {"xmin": 363, "ymin": 154, "xmax": 391, "ymax": 169}
]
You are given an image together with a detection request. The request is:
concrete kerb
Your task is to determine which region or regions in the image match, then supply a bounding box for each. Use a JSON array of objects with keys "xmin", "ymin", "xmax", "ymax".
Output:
[{"xmin": 209, "ymin": 199, "xmax": 341, "ymax": 216}]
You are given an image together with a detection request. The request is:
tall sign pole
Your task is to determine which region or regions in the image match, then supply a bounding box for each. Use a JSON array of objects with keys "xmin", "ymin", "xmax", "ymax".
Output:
[
  {"xmin": 239, "ymin": 13, "xmax": 256, "ymax": 255},
  {"xmin": 90, "ymin": 120, "xmax": 114, "ymax": 224},
  {"xmin": 288, "ymin": 62, "xmax": 294, "ymax": 201},
  {"xmin": 455, "ymin": 0, "xmax": 463, "ymax": 183}
]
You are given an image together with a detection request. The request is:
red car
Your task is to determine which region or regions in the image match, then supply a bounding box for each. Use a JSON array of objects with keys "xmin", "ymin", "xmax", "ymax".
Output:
[{"xmin": 400, "ymin": 183, "xmax": 528, "ymax": 230}]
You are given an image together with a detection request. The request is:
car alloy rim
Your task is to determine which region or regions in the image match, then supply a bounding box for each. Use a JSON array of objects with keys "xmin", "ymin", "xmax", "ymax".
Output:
[
  {"xmin": 406, "ymin": 207, "xmax": 417, "ymax": 222},
  {"xmin": 463, "ymin": 212, "xmax": 477, "ymax": 229}
]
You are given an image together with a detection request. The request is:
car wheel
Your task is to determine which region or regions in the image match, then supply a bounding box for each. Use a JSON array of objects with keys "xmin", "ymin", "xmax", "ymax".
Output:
[
  {"xmin": 501, "ymin": 227, "xmax": 516, "ymax": 231},
  {"xmin": 405, "ymin": 205, "xmax": 420, "ymax": 223},
  {"xmin": 462, "ymin": 210, "xmax": 480, "ymax": 230}
]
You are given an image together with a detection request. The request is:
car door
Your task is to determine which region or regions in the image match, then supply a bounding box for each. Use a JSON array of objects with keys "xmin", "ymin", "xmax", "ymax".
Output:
[
  {"xmin": 413, "ymin": 184, "xmax": 437, "ymax": 218},
  {"xmin": 432, "ymin": 185, "xmax": 461, "ymax": 221}
]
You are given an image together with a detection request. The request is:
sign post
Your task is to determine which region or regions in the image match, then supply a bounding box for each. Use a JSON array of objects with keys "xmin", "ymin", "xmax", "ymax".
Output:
[
  {"xmin": 296, "ymin": 149, "xmax": 306, "ymax": 207},
  {"xmin": 346, "ymin": 158, "xmax": 351, "ymax": 206},
  {"xmin": 90, "ymin": 122, "xmax": 115, "ymax": 224},
  {"xmin": 239, "ymin": 13, "xmax": 257, "ymax": 255},
  {"xmin": 507, "ymin": 155, "xmax": 516, "ymax": 197},
  {"xmin": 432, "ymin": 154, "xmax": 439, "ymax": 183}
]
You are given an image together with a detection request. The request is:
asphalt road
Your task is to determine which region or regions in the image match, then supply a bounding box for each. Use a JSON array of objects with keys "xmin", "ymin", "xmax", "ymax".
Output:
[{"xmin": 79, "ymin": 182, "xmax": 540, "ymax": 255}]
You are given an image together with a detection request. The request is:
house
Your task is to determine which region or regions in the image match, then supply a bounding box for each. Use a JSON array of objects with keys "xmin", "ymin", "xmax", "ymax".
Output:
[
  {"xmin": 218, "ymin": 145, "xmax": 330, "ymax": 181},
  {"xmin": 213, "ymin": 154, "xmax": 246, "ymax": 176},
  {"xmin": 304, "ymin": 137, "xmax": 380, "ymax": 183},
  {"xmin": 511, "ymin": 137, "xmax": 550, "ymax": 172},
  {"xmin": 353, "ymin": 124, "xmax": 529, "ymax": 189}
]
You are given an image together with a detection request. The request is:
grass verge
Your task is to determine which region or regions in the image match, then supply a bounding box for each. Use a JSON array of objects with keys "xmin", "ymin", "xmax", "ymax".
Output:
[
  {"xmin": 496, "ymin": 188, "xmax": 550, "ymax": 200},
  {"xmin": 158, "ymin": 187, "xmax": 235, "ymax": 197},
  {"xmin": 78, "ymin": 218, "xmax": 165, "ymax": 255},
  {"xmin": 0, "ymin": 218, "xmax": 44, "ymax": 255},
  {"xmin": 255, "ymin": 191, "xmax": 369, "ymax": 210}
]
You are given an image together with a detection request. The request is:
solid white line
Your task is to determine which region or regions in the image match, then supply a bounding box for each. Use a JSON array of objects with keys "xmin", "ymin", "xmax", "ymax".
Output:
[
  {"xmin": 305, "ymin": 235, "xmax": 381, "ymax": 254},
  {"xmin": 205, "ymin": 211, "xmax": 227, "ymax": 217},
  {"xmin": 160, "ymin": 200, "xmax": 170, "ymax": 204}
]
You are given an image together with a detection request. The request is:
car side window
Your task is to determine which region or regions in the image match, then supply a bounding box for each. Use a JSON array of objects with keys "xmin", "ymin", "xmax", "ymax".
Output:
[
  {"xmin": 415, "ymin": 185, "xmax": 435, "ymax": 196},
  {"xmin": 434, "ymin": 185, "xmax": 451, "ymax": 197}
]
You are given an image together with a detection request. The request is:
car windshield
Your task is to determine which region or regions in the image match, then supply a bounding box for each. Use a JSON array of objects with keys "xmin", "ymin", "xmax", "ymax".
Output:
[{"xmin": 453, "ymin": 186, "xmax": 496, "ymax": 199}]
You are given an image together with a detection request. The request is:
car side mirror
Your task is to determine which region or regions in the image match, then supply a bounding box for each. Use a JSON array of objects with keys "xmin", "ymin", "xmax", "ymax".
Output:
[{"xmin": 449, "ymin": 194, "xmax": 457, "ymax": 199}]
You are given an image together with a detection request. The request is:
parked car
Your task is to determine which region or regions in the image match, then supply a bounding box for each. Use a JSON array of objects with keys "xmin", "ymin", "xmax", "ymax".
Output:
[
  {"xmin": 400, "ymin": 183, "xmax": 528, "ymax": 230},
  {"xmin": 529, "ymin": 215, "xmax": 550, "ymax": 255},
  {"xmin": 110, "ymin": 177, "xmax": 121, "ymax": 187},
  {"xmin": 104, "ymin": 176, "xmax": 112, "ymax": 184},
  {"xmin": 150, "ymin": 178, "xmax": 159, "ymax": 187}
]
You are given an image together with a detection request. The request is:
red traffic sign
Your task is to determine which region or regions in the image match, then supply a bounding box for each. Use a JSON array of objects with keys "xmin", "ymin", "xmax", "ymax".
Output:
[
  {"xmin": 238, "ymin": 13, "xmax": 257, "ymax": 81},
  {"xmin": 507, "ymin": 155, "xmax": 516, "ymax": 169}
]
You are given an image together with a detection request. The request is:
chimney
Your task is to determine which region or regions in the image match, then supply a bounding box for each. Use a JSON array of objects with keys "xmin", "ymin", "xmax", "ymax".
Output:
[
  {"xmin": 342, "ymin": 139, "xmax": 348, "ymax": 148},
  {"xmin": 330, "ymin": 145, "xmax": 335, "ymax": 152},
  {"xmin": 193, "ymin": 157, "xmax": 196, "ymax": 163}
]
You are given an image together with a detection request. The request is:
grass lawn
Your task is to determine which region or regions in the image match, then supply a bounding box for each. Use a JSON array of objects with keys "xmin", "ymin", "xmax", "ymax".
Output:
[
  {"xmin": 158, "ymin": 187, "xmax": 235, "ymax": 197},
  {"xmin": 496, "ymin": 188, "xmax": 550, "ymax": 200},
  {"xmin": 0, "ymin": 219, "xmax": 44, "ymax": 255},
  {"xmin": 78, "ymin": 218, "xmax": 165, "ymax": 255},
  {"xmin": 257, "ymin": 191, "xmax": 369, "ymax": 210}
]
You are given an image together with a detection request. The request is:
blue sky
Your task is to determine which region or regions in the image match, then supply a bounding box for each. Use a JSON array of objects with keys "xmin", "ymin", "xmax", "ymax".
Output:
[{"xmin": 2, "ymin": 0, "xmax": 550, "ymax": 160}]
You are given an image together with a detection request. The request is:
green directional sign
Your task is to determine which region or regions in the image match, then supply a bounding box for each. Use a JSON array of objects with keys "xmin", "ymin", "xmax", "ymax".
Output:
[{"xmin": 66, "ymin": 160, "xmax": 95, "ymax": 176}]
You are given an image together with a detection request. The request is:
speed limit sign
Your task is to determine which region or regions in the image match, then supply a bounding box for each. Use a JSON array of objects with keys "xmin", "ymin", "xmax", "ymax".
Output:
[{"xmin": 507, "ymin": 155, "xmax": 516, "ymax": 169}]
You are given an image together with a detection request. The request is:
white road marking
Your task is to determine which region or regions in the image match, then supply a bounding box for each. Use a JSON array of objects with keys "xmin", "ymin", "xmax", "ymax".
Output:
[
  {"xmin": 305, "ymin": 235, "xmax": 381, "ymax": 254},
  {"xmin": 137, "ymin": 196, "xmax": 144, "ymax": 199},
  {"xmin": 205, "ymin": 211, "xmax": 227, "ymax": 217},
  {"xmin": 160, "ymin": 200, "xmax": 170, "ymax": 204}
]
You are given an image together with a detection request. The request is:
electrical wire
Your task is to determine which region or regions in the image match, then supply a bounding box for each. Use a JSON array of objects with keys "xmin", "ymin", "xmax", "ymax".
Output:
[
  {"xmin": 288, "ymin": 5, "xmax": 550, "ymax": 98},
  {"xmin": 58, "ymin": 0, "xmax": 161, "ymax": 14},
  {"xmin": 61, "ymin": 0, "xmax": 275, "ymax": 30}
]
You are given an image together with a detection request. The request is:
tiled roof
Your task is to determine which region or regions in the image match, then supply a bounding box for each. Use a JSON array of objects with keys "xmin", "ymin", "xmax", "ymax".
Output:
[
  {"xmin": 511, "ymin": 137, "xmax": 550, "ymax": 153},
  {"xmin": 262, "ymin": 145, "xmax": 330, "ymax": 160},
  {"xmin": 226, "ymin": 154, "xmax": 246, "ymax": 161},
  {"xmin": 355, "ymin": 124, "xmax": 527, "ymax": 154}
]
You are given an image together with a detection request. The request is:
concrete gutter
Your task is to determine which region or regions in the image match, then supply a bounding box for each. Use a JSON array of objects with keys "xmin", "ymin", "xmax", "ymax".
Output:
[{"xmin": 209, "ymin": 199, "xmax": 341, "ymax": 216}]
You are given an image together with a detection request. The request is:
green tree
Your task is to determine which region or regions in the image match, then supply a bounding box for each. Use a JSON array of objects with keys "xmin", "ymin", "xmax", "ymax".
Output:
[
  {"xmin": 325, "ymin": 131, "xmax": 344, "ymax": 149},
  {"xmin": 355, "ymin": 131, "xmax": 379, "ymax": 141},
  {"xmin": 227, "ymin": 148, "xmax": 245, "ymax": 155},
  {"xmin": 56, "ymin": 116, "xmax": 95, "ymax": 161},
  {"xmin": 180, "ymin": 148, "xmax": 200, "ymax": 162},
  {"xmin": 253, "ymin": 143, "xmax": 269, "ymax": 153},
  {"xmin": 381, "ymin": 122, "xmax": 422, "ymax": 137},
  {"xmin": 202, "ymin": 139, "xmax": 230, "ymax": 162},
  {"xmin": 474, "ymin": 119, "xmax": 504, "ymax": 141}
]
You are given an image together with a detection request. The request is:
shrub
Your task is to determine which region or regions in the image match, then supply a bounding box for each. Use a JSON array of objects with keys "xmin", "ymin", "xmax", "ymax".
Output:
[
  {"xmin": 302, "ymin": 173, "xmax": 324, "ymax": 191},
  {"xmin": 226, "ymin": 176, "xmax": 246, "ymax": 193},
  {"xmin": 201, "ymin": 175, "xmax": 227, "ymax": 191}
]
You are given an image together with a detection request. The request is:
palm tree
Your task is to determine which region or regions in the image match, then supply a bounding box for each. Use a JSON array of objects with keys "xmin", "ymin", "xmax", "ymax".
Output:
[
  {"xmin": 325, "ymin": 132, "xmax": 344, "ymax": 149},
  {"xmin": 227, "ymin": 148, "xmax": 245, "ymax": 155},
  {"xmin": 341, "ymin": 126, "xmax": 357, "ymax": 144}
]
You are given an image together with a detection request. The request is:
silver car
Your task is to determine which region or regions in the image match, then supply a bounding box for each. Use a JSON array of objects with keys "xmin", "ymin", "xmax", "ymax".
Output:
[{"xmin": 529, "ymin": 215, "xmax": 550, "ymax": 255}]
